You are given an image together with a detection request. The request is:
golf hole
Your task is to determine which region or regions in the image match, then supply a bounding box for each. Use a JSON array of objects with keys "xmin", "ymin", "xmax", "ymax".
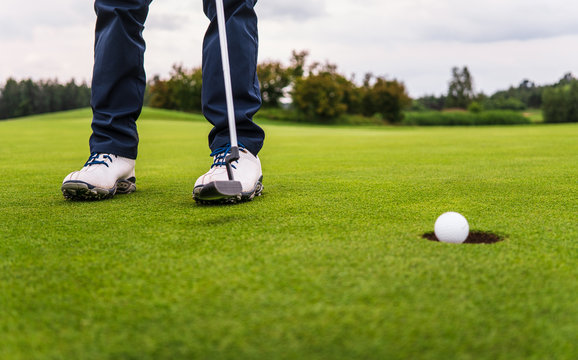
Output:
[{"xmin": 422, "ymin": 231, "xmax": 504, "ymax": 244}]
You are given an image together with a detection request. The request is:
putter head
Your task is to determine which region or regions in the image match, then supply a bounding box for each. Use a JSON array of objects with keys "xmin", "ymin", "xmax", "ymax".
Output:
[{"xmin": 194, "ymin": 180, "xmax": 243, "ymax": 201}]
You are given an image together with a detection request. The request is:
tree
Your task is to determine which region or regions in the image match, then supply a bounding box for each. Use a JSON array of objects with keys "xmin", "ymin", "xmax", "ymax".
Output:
[
  {"xmin": 542, "ymin": 79, "xmax": 578, "ymax": 123},
  {"xmin": 556, "ymin": 72, "xmax": 575, "ymax": 86},
  {"xmin": 257, "ymin": 60, "xmax": 291, "ymax": 107},
  {"xmin": 340, "ymin": 75, "xmax": 364, "ymax": 115},
  {"xmin": 361, "ymin": 74, "xmax": 411, "ymax": 123},
  {"xmin": 292, "ymin": 63, "xmax": 348, "ymax": 121},
  {"xmin": 0, "ymin": 79, "xmax": 20, "ymax": 118},
  {"xmin": 148, "ymin": 65, "xmax": 203, "ymax": 112},
  {"xmin": 0, "ymin": 78, "xmax": 90, "ymax": 120},
  {"xmin": 413, "ymin": 95, "xmax": 446, "ymax": 111},
  {"xmin": 445, "ymin": 66, "xmax": 475, "ymax": 109},
  {"xmin": 289, "ymin": 50, "xmax": 309, "ymax": 78},
  {"xmin": 485, "ymin": 79, "xmax": 542, "ymax": 109}
]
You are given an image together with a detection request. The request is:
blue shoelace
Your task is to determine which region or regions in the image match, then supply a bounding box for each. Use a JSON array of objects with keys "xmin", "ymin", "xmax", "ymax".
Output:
[
  {"xmin": 210, "ymin": 143, "xmax": 245, "ymax": 169},
  {"xmin": 84, "ymin": 153, "xmax": 113, "ymax": 167}
]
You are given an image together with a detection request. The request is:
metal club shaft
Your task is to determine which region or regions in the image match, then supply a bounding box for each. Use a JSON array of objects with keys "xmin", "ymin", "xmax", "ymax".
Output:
[{"xmin": 215, "ymin": 0, "xmax": 238, "ymax": 150}]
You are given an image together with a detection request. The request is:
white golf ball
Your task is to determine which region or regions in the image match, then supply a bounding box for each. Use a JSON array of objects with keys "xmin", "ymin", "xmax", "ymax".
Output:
[{"xmin": 434, "ymin": 212, "xmax": 469, "ymax": 243}]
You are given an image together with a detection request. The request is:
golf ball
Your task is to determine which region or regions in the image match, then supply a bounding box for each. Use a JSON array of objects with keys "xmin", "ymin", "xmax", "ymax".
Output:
[{"xmin": 434, "ymin": 212, "xmax": 469, "ymax": 243}]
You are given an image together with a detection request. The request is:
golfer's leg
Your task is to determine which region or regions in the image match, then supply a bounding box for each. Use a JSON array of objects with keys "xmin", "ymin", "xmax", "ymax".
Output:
[
  {"xmin": 90, "ymin": 0, "xmax": 152, "ymax": 159},
  {"xmin": 202, "ymin": 0, "xmax": 265, "ymax": 156}
]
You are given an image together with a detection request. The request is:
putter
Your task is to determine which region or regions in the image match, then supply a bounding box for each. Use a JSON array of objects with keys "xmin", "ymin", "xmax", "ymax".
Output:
[{"xmin": 195, "ymin": 0, "xmax": 243, "ymax": 200}]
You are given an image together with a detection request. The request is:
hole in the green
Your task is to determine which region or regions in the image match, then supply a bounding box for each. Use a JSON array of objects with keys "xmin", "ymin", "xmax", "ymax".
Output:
[{"xmin": 422, "ymin": 231, "xmax": 505, "ymax": 244}]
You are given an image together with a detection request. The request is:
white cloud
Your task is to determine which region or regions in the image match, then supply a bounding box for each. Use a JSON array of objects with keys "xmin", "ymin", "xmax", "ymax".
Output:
[
  {"xmin": 0, "ymin": 24, "xmax": 93, "ymax": 83},
  {"xmin": 0, "ymin": 1, "xmax": 93, "ymax": 82},
  {"xmin": 0, "ymin": 1, "xmax": 92, "ymax": 40},
  {"xmin": 257, "ymin": 0, "xmax": 578, "ymax": 95},
  {"xmin": 256, "ymin": 0, "xmax": 326, "ymax": 21},
  {"xmin": 410, "ymin": 0, "xmax": 578, "ymax": 43},
  {"xmin": 147, "ymin": 0, "xmax": 200, "ymax": 31},
  {"xmin": 1, "ymin": 0, "xmax": 577, "ymax": 97}
]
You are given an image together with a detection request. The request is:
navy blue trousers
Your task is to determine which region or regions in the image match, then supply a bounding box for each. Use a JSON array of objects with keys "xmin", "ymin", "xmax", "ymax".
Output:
[{"xmin": 90, "ymin": 0, "xmax": 264, "ymax": 159}]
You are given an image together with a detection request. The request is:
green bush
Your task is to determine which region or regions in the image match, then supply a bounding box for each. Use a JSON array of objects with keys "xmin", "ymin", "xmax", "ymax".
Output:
[
  {"xmin": 402, "ymin": 110, "xmax": 529, "ymax": 126},
  {"xmin": 477, "ymin": 111, "xmax": 529, "ymax": 125},
  {"xmin": 468, "ymin": 101, "xmax": 483, "ymax": 113}
]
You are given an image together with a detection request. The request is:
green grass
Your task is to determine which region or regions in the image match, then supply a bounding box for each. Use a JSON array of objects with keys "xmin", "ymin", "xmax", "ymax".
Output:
[
  {"xmin": 523, "ymin": 109, "xmax": 544, "ymax": 123},
  {"xmin": 0, "ymin": 108, "xmax": 577, "ymax": 360}
]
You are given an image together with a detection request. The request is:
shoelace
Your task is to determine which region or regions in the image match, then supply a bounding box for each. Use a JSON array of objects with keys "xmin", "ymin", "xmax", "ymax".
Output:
[
  {"xmin": 210, "ymin": 143, "xmax": 245, "ymax": 169},
  {"xmin": 84, "ymin": 153, "xmax": 113, "ymax": 168}
]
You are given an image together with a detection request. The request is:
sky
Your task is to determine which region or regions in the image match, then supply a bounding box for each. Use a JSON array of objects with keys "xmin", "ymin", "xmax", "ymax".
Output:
[{"xmin": 1, "ymin": 0, "xmax": 577, "ymax": 97}]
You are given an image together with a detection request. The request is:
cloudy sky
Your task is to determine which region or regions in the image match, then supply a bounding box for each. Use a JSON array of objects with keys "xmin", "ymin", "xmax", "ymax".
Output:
[{"xmin": 1, "ymin": 0, "xmax": 577, "ymax": 97}]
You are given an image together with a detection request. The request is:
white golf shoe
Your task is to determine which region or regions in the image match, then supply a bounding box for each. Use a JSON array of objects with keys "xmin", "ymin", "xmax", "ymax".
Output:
[
  {"xmin": 193, "ymin": 145, "xmax": 263, "ymax": 204},
  {"xmin": 62, "ymin": 153, "xmax": 136, "ymax": 200}
]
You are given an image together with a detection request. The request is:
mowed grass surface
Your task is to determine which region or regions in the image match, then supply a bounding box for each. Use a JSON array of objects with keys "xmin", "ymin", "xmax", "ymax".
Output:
[{"xmin": 0, "ymin": 108, "xmax": 576, "ymax": 360}]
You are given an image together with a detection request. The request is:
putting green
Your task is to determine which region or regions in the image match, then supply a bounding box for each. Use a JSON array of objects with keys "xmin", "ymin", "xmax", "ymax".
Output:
[{"xmin": 0, "ymin": 108, "xmax": 576, "ymax": 359}]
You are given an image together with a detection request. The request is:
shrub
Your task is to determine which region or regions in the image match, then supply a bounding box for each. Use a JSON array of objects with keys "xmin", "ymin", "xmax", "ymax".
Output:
[
  {"xmin": 477, "ymin": 111, "xmax": 529, "ymax": 125},
  {"xmin": 468, "ymin": 101, "xmax": 483, "ymax": 113},
  {"xmin": 402, "ymin": 110, "xmax": 529, "ymax": 126}
]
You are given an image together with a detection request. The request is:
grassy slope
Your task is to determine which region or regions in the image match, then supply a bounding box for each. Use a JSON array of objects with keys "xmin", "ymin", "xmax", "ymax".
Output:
[{"xmin": 0, "ymin": 108, "xmax": 576, "ymax": 359}]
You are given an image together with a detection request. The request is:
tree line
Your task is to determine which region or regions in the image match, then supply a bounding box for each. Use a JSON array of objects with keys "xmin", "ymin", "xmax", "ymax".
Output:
[
  {"xmin": 415, "ymin": 67, "xmax": 575, "ymax": 114},
  {"xmin": 147, "ymin": 56, "xmax": 577, "ymax": 124},
  {"xmin": 148, "ymin": 50, "xmax": 411, "ymax": 124},
  {"xmin": 0, "ymin": 79, "xmax": 90, "ymax": 120},
  {"xmin": 1, "ymin": 53, "xmax": 576, "ymax": 123}
]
